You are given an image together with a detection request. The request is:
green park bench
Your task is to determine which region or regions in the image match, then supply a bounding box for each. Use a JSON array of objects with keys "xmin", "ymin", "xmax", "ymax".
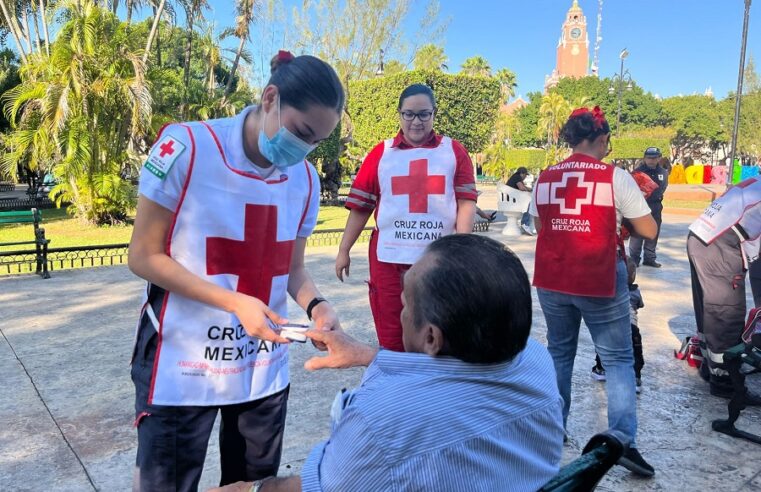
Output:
[
  {"xmin": 539, "ymin": 431, "xmax": 627, "ymax": 492},
  {"xmin": 0, "ymin": 208, "xmax": 50, "ymax": 278}
]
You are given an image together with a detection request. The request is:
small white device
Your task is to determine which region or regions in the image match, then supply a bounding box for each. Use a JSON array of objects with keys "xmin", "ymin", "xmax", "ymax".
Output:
[{"xmin": 279, "ymin": 323, "xmax": 310, "ymax": 343}]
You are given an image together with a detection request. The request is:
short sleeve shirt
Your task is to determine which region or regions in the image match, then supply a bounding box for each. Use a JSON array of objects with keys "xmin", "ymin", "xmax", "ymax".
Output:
[
  {"xmin": 346, "ymin": 131, "xmax": 477, "ymax": 215},
  {"xmin": 138, "ymin": 106, "xmax": 320, "ymax": 238}
]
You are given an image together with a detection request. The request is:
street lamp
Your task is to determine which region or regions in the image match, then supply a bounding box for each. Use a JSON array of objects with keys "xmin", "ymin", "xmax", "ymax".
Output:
[
  {"xmin": 608, "ymin": 48, "xmax": 632, "ymax": 137},
  {"xmin": 727, "ymin": 0, "xmax": 752, "ymax": 188},
  {"xmin": 376, "ymin": 49, "xmax": 385, "ymax": 76}
]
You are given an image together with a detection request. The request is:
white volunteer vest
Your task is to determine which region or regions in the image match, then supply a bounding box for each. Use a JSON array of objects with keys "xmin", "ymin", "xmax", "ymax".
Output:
[
  {"xmin": 690, "ymin": 176, "xmax": 761, "ymax": 265},
  {"xmin": 145, "ymin": 121, "xmax": 313, "ymax": 406},
  {"xmin": 376, "ymin": 136, "xmax": 458, "ymax": 265}
]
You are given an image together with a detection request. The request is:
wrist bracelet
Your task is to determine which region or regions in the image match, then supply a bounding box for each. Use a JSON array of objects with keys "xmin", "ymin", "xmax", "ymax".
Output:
[
  {"xmin": 306, "ymin": 297, "xmax": 327, "ymax": 320},
  {"xmin": 250, "ymin": 477, "xmax": 273, "ymax": 492}
]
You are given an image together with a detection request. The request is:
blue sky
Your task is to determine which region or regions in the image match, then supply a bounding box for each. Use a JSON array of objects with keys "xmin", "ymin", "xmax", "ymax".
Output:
[{"xmin": 139, "ymin": 0, "xmax": 759, "ymax": 99}]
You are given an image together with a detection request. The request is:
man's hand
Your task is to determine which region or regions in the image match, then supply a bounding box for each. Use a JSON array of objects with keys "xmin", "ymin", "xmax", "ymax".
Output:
[
  {"xmin": 304, "ymin": 330, "xmax": 378, "ymax": 370},
  {"xmin": 207, "ymin": 481, "xmax": 251, "ymax": 492}
]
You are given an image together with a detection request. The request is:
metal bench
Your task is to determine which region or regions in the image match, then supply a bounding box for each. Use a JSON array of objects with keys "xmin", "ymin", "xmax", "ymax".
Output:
[
  {"xmin": 0, "ymin": 208, "xmax": 50, "ymax": 278},
  {"xmin": 712, "ymin": 340, "xmax": 761, "ymax": 445},
  {"xmin": 539, "ymin": 431, "xmax": 627, "ymax": 492}
]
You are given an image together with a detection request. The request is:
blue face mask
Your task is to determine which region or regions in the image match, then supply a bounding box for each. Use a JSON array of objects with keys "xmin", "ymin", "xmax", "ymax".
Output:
[{"xmin": 258, "ymin": 97, "xmax": 317, "ymax": 170}]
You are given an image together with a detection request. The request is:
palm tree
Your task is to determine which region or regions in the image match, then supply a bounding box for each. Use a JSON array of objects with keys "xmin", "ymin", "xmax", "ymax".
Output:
[
  {"xmin": 537, "ymin": 92, "xmax": 570, "ymax": 147},
  {"xmin": 224, "ymin": 0, "xmax": 256, "ymax": 96},
  {"xmin": 2, "ymin": 0, "xmax": 152, "ymax": 223},
  {"xmin": 413, "ymin": 44, "xmax": 447, "ymax": 72},
  {"xmin": 495, "ymin": 68, "xmax": 517, "ymax": 103},
  {"xmin": 142, "ymin": 0, "xmax": 168, "ymax": 64},
  {"xmin": 460, "ymin": 55, "xmax": 491, "ymax": 77},
  {"xmin": 178, "ymin": 0, "xmax": 209, "ymax": 115}
]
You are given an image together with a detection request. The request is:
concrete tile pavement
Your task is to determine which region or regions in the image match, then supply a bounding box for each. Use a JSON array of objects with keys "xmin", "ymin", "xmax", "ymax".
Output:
[{"xmin": 1, "ymin": 211, "xmax": 760, "ymax": 491}]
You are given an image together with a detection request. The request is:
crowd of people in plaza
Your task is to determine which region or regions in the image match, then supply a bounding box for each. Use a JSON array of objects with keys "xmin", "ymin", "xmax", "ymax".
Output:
[{"xmin": 125, "ymin": 51, "xmax": 759, "ymax": 491}]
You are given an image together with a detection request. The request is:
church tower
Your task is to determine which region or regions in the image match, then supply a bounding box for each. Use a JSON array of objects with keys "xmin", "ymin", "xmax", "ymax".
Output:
[{"xmin": 545, "ymin": 0, "xmax": 590, "ymax": 91}]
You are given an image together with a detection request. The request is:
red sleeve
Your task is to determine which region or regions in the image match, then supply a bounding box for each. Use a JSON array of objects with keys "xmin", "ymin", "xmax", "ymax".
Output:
[
  {"xmin": 452, "ymin": 139, "xmax": 478, "ymax": 202},
  {"xmin": 346, "ymin": 142, "xmax": 384, "ymax": 212}
]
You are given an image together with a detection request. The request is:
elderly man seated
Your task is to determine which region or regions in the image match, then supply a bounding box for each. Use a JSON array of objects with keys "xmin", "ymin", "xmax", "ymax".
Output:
[{"xmin": 213, "ymin": 234, "xmax": 564, "ymax": 492}]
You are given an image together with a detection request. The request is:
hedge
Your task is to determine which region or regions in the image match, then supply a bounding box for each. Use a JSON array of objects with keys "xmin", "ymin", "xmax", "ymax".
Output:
[
  {"xmin": 608, "ymin": 137, "xmax": 671, "ymax": 160},
  {"xmin": 348, "ymin": 70, "xmax": 501, "ymax": 155}
]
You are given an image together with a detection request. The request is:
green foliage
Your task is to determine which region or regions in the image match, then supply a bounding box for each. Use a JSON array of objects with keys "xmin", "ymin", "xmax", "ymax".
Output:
[
  {"xmin": 309, "ymin": 123, "xmax": 342, "ymax": 163},
  {"xmin": 460, "ymin": 55, "xmax": 491, "ymax": 77},
  {"xmin": 413, "ymin": 44, "xmax": 447, "ymax": 71},
  {"xmin": 348, "ymin": 70, "xmax": 501, "ymax": 154},
  {"xmin": 608, "ymin": 137, "xmax": 671, "ymax": 159},
  {"xmin": 513, "ymin": 92, "xmax": 543, "ymax": 147},
  {"xmin": 662, "ymin": 95, "xmax": 727, "ymax": 160},
  {"xmin": 482, "ymin": 147, "xmax": 545, "ymax": 179}
]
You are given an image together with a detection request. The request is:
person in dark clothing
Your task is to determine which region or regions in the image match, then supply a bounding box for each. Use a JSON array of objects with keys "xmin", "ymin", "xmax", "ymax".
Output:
[
  {"xmin": 506, "ymin": 167, "xmax": 534, "ymax": 235},
  {"xmin": 591, "ymin": 259, "xmax": 645, "ymax": 393},
  {"xmin": 629, "ymin": 147, "xmax": 668, "ymax": 268}
]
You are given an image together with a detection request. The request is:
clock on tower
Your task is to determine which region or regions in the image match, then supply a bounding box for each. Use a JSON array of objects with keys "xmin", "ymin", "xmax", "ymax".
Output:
[{"xmin": 544, "ymin": 0, "xmax": 590, "ymax": 91}]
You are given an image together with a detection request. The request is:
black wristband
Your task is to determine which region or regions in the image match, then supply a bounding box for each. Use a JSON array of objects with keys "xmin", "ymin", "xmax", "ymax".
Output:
[{"xmin": 306, "ymin": 297, "xmax": 327, "ymax": 321}]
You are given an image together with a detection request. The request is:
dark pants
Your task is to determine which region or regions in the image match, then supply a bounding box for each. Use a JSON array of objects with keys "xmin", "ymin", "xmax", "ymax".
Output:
[
  {"xmin": 687, "ymin": 231, "xmax": 746, "ymax": 380},
  {"xmin": 629, "ymin": 201, "xmax": 663, "ymax": 264},
  {"xmin": 595, "ymin": 324, "xmax": 644, "ymax": 379},
  {"xmin": 131, "ymin": 309, "xmax": 289, "ymax": 492},
  {"xmin": 750, "ymin": 256, "xmax": 761, "ymax": 307}
]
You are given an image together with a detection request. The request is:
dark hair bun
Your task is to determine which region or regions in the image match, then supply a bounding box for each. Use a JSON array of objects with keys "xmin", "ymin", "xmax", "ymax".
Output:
[
  {"xmin": 560, "ymin": 110, "xmax": 610, "ymax": 146},
  {"xmin": 270, "ymin": 50, "xmax": 295, "ymax": 75},
  {"xmin": 265, "ymin": 52, "xmax": 345, "ymax": 113}
]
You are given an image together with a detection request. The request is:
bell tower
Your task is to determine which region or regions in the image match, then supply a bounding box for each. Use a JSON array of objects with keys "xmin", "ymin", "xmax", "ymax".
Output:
[{"xmin": 545, "ymin": 0, "xmax": 590, "ymax": 91}]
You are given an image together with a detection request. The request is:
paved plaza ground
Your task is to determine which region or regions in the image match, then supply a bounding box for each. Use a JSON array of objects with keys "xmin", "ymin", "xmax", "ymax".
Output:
[{"xmin": 1, "ymin": 203, "xmax": 761, "ymax": 490}]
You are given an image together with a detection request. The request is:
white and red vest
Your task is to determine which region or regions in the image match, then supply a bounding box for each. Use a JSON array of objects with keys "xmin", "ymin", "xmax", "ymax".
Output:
[
  {"xmin": 690, "ymin": 176, "xmax": 761, "ymax": 267},
  {"xmin": 143, "ymin": 121, "xmax": 314, "ymax": 406},
  {"xmin": 533, "ymin": 154, "xmax": 618, "ymax": 297},
  {"xmin": 375, "ymin": 137, "xmax": 458, "ymax": 265}
]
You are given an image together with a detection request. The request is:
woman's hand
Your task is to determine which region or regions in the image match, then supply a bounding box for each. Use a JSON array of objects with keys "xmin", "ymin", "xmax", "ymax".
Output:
[
  {"xmin": 232, "ymin": 293, "xmax": 291, "ymax": 344},
  {"xmin": 335, "ymin": 249, "xmax": 351, "ymax": 282},
  {"xmin": 309, "ymin": 301, "xmax": 341, "ymax": 351}
]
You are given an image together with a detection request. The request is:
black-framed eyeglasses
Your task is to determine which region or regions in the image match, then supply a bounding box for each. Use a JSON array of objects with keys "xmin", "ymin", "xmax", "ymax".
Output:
[{"xmin": 400, "ymin": 110, "xmax": 434, "ymax": 122}]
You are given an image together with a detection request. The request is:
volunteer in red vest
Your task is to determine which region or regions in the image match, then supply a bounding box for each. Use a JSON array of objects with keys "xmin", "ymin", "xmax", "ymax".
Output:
[
  {"xmin": 530, "ymin": 106, "xmax": 657, "ymax": 477},
  {"xmin": 687, "ymin": 176, "xmax": 761, "ymax": 404},
  {"xmin": 127, "ymin": 51, "xmax": 344, "ymax": 491},
  {"xmin": 335, "ymin": 84, "xmax": 477, "ymax": 352}
]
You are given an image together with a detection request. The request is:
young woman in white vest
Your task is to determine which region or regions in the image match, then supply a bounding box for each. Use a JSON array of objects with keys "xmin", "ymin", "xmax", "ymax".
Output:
[
  {"xmin": 335, "ymin": 84, "xmax": 478, "ymax": 352},
  {"xmin": 687, "ymin": 177, "xmax": 761, "ymax": 404},
  {"xmin": 127, "ymin": 51, "xmax": 344, "ymax": 491},
  {"xmin": 530, "ymin": 107, "xmax": 658, "ymax": 477}
]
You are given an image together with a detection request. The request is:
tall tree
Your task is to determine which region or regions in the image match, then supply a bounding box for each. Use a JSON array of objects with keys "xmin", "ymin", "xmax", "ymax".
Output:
[
  {"xmin": 142, "ymin": 0, "xmax": 167, "ymax": 64},
  {"xmin": 178, "ymin": 0, "xmax": 208, "ymax": 114},
  {"xmin": 460, "ymin": 55, "xmax": 491, "ymax": 77},
  {"xmin": 224, "ymin": 0, "xmax": 256, "ymax": 97},
  {"xmin": 495, "ymin": 67, "xmax": 517, "ymax": 102},
  {"xmin": 413, "ymin": 43, "xmax": 447, "ymax": 71},
  {"xmin": 537, "ymin": 92, "xmax": 570, "ymax": 147},
  {"xmin": 744, "ymin": 54, "xmax": 760, "ymax": 94}
]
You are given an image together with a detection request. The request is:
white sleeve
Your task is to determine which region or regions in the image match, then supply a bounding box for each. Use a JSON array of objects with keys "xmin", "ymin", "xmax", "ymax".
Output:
[
  {"xmin": 137, "ymin": 124, "xmax": 193, "ymax": 212},
  {"xmin": 297, "ymin": 164, "xmax": 322, "ymax": 238},
  {"xmin": 614, "ymin": 167, "xmax": 652, "ymax": 219}
]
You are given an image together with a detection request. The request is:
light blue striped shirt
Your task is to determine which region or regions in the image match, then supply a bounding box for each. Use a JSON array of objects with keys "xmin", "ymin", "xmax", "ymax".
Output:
[{"xmin": 300, "ymin": 338, "xmax": 564, "ymax": 491}]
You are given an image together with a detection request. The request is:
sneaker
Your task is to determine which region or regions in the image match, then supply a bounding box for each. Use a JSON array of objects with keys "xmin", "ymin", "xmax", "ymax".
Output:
[
  {"xmin": 591, "ymin": 365, "xmax": 607, "ymax": 381},
  {"xmin": 618, "ymin": 448, "xmax": 655, "ymax": 477},
  {"xmin": 642, "ymin": 260, "xmax": 662, "ymax": 268},
  {"xmin": 635, "ymin": 377, "xmax": 642, "ymax": 394},
  {"xmin": 521, "ymin": 224, "xmax": 535, "ymax": 236}
]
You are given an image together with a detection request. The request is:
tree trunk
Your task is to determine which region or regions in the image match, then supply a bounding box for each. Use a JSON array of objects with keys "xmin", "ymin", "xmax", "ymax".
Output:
[
  {"xmin": 111, "ymin": 0, "xmax": 118, "ymax": 15},
  {"xmin": 126, "ymin": 0, "xmax": 133, "ymax": 24},
  {"xmin": 142, "ymin": 0, "xmax": 166, "ymax": 64},
  {"xmin": 39, "ymin": 0, "xmax": 50, "ymax": 56},
  {"xmin": 224, "ymin": 35, "xmax": 245, "ymax": 96},
  {"xmin": 31, "ymin": 4, "xmax": 42, "ymax": 55},
  {"xmin": 0, "ymin": 1, "xmax": 28, "ymax": 64},
  {"xmin": 20, "ymin": 6, "xmax": 33, "ymax": 54},
  {"xmin": 182, "ymin": 10, "xmax": 195, "ymax": 117}
]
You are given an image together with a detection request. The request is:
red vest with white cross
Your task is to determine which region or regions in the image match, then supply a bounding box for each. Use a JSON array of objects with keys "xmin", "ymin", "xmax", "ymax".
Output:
[
  {"xmin": 146, "ymin": 121, "xmax": 314, "ymax": 406},
  {"xmin": 533, "ymin": 154, "xmax": 618, "ymax": 297},
  {"xmin": 376, "ymin": 136, "xmax": 457, "ymax": 264}
]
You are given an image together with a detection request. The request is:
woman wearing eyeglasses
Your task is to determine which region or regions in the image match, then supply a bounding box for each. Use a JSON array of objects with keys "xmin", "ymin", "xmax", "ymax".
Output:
[{"xmin": 335, "ymin": 84, "xmax": 477, "ymax": 352}]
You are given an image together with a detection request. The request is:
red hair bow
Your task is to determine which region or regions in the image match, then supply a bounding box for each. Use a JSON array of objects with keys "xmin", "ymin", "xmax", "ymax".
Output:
[
  {"xmin": 277, "ymin": 50, "xmax": 295, "ymax": 63},
  {"xmin": 569, "ymin": 106, "xmax": 607, "ymax": 130}
]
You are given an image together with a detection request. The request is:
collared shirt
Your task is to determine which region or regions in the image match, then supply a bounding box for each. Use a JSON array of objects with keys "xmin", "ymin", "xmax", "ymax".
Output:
[
  {"xmin": 300, "ymin": 339, "xmax": 564, "ymax": 492},
  {"xmin": 346, "ymin": 130, "xmax": 478, "ymax": 214}
]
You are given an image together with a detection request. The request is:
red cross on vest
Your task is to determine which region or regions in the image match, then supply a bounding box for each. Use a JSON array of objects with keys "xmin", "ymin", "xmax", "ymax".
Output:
[
  {"xmin": 551, "ymin": 172, "xmax": 594, "ymax": 215},
  {"xmin": 159, "ymin": 139, "xmax": 176, "ymax": 157},
  {"xmin": 391, "ymin": 159, "xmax": 446, "ymax": 213},
  {"xmin": 206, "ymin": 204, "xmax": 294, "ymax": 305}
]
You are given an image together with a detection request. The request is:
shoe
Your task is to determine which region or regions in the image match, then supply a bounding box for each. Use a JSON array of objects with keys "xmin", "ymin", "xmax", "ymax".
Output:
[
  {"xmin": 618, "ymin": 448, "xmax": 655, "ymax": 477},
  {"xmin": 635, "ymin": 377, "xmax": 642, "ymax": 394},
  {"xmin": 521, "ymin": 224, "xmax": 535, "ymax": 236},
  {"xmin": 591, "ymin": 365, "xmax": 606, "ymax": 381},
  {"xmin": 709, "ymin": 384, "xmax": 761, "ymax": 406},
  {"xmin": 642, "ymin": 260, "xmax": 661, "ymax": 268},
  {"xmin": 488, "ymin": 211, "xmax": 497, "ymax": 222}
]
